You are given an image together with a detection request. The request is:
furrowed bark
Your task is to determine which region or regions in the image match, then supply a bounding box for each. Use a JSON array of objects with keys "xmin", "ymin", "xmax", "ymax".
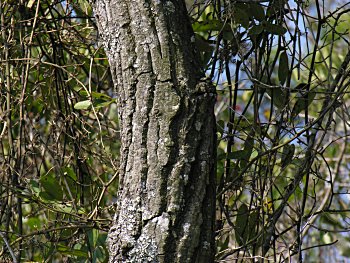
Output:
[{"xmin": 92, "ymin": 0, "xmax": 216, "ymax": 261}]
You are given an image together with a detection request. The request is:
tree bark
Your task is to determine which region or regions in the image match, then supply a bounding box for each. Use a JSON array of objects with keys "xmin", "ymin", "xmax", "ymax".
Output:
[{"xmin": 92, "ymin": 0, "xmax": 216, "ymax": 262}]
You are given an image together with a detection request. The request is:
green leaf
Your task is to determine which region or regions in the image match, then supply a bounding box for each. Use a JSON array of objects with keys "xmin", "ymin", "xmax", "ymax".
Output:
[
  {"xmin": 39, "ymin": 192, "xmax": 54, "ymax": 202},
  {"xmin": 278, "ymin": 51, "xmax": 289, "ymax": 85},
  {"xmin": 79, "ymin": 91, "xmax": 112, "ymax": 100},
  {"xmin": 53, "ymin": 203, "xmax": 75, "ymax": 213},
  {"xmin": 248, "ymin": 210, "xmax": 259, "ymax": 241},
  {"xmin": 264, "ymin": 22, "xmax": 287, "ymax": 35},
  {"xmin": 57, "ymin": 244, "xmax": 89, "ymax": 257},
  {"xmin": 248, "ymin": 3, "xmax": 265, "ymax": 22},
  {"xmin": 244, "ymin": 135, "xmax": 255, "ymax": 153},
  {"xmin": 27, "ymin": 96, "xmax": 44, "ymax": 114},
  {"xmin": 235, "ymin": 204, "xmax": 259, "ymax": 246},
  {"xmin": 27, "ymin": 0, "xmax": 35, "ymax": 8},
  {"xmin": 291, "ymin": 91, "xmax": 316, "ymax": 118},
  {"xmin": 266, "ymin": 0, "xmax": 287, "ymax": 17},
  {"xmin": 192, "ymin": 19, "xmax": 229, "ymax": 32},
  {"xmin": 91, "ymin": 91, "xmax": 111, "ymax": 100},
  {"xmin": 40, "ymin": 173, "xmax": 63, "ymax": 201},
  {"xmin": 74, "ymin": 100, "xmax": 92, "ymax": 110},
  {"xmin": 274, "ymin": 89, "xmax": 287, "ymax": 109},
  {"xmin": 281, "ymin": 144, "xmax": 295, "ymax": 169},
  {"xmin": 97, "ymin": 232, "xmax": 108, "ymax": 245},
  {"xmin": 234, "ymin": 7, "xmax": 250, "ymax": 28},
  {"xmin": 26, "ymin": 217, "xmax": 42, "ymax": 230},
  {"xmin": 219, "ymin": 236, "xmax": 230, "ymax": 251},
  {"xmin": 88, "ymin": 229, "xmax": 99, "ymax": 247},
  {"xmin": 63, "ymin": 167, "xmax": 77, "ymax": 181},
  {"xmin": 248, "ymin": 24, "xmax": 263, "ymax": 36},
  {"xmin": 235, "ymin": 204, "xmax": 249, "ymax": 246},
  {"xmin": 92, "ymin": 246, "xmax": 107, "ymax": 262},
  {"xmin": 30, "ymin": 179, "xmax": 41, "ymax": 196},
  {"xmin": 93, "ymin": 99, "xmax": 114, "ymax": 109}
]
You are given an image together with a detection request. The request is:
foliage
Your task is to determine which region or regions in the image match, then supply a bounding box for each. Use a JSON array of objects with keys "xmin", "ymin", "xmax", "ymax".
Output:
[
  {"xmin": 2, "ymin": 0, "xmax": 350, "ymax": 262},
  {"xmin": 189, "ymin": 0, "xmax": 350, "ymax": 261},
  {"xmin": 0, "ymin": 0, "xmax": 117, "ymax": 261}
]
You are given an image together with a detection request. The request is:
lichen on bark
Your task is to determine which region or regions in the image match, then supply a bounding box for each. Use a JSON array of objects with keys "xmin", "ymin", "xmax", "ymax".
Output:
[{"xmin": 92, "ymin": 0, "xmax": 216, "ymax": 262}]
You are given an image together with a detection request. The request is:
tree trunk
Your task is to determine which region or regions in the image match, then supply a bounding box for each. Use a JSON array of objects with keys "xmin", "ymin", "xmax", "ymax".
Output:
[{"xmin": 92, "ymin": 0, "xmax": 216, "ymax": 261}]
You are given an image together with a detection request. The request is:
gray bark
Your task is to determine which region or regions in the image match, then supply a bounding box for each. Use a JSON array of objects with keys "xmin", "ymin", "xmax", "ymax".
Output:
[{"xmin": 92, "ymin": 0, "xmax": 216, "ymax": 262}]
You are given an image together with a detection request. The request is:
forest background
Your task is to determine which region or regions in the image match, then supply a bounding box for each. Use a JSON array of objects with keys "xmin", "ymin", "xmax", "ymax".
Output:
[{"xmin": 1, "ymin": 0, "xmax": 350, "ymax": 262}]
